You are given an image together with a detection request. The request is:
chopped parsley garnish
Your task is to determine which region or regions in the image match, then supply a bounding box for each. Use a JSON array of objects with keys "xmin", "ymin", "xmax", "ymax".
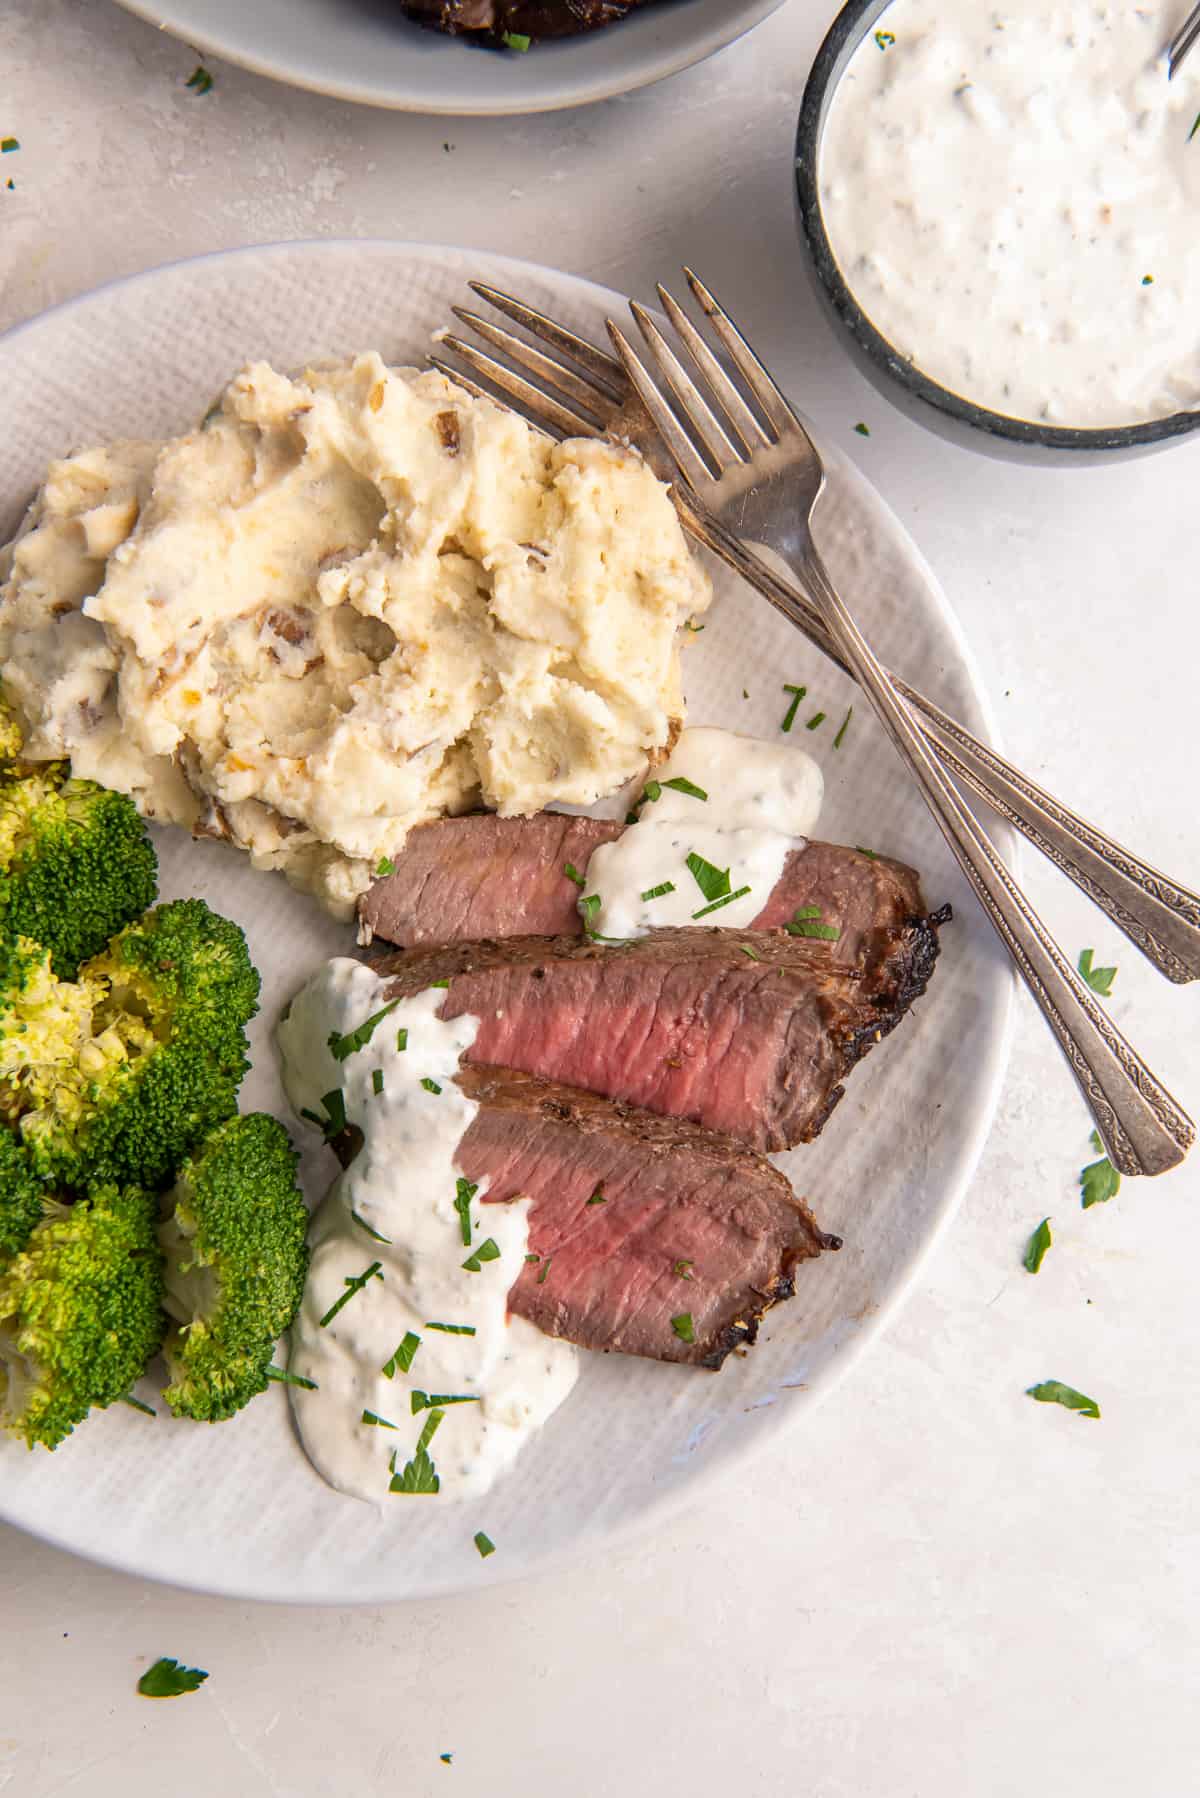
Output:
[
  {"xmin": 319, "ymin": 1260, "xmax": 383, "ymax": 1328},
  {"xmin": 474, "ymin": 1531, "xmax": 496, "ymax": 1558},
  {"xmin": 686, "ymin": 851, "xmax": 731, "ymax": 904},
  {"xmin": 805, "ymin": 711, "xmax": 827, "ymax": 731},
  {"xmin": 1023, "ymin": 1218, "xmax": 1052, "ymax": 1274},
  {"xmin": 372, "ymin": 1068, "xmax": 384, "ymax": 1096},
  {"xmin": 578, "ymin": 893, "xmax": 601, "ymax": 922},
  {"xmin": 684, "ymin": 619, "xmax": 705, "ymax": 632},
  {"xmin": 428, "ymin": 978, "xmax": 450, "ymax": 989},
  {"xmin": 0, "ymin": 137, "xmax": 19, "ymax": 153},
  {"xmin": 389, "ymin": 1411, "xmax": 447, "ymax": 1493},
  {"xmin": 1190, "ymin": 111, "xmax": 1200, "ymax": 143},
  {"xmin": 411, "ymin": 1390, "xmax": 480, "ymax": 1412},
  {"xmin": 525, "ymin": 1253, "xmax": 540, "ymax": 1263},
  {"xmin": 674, "ymin": 1259, "xmax": 695, "ymax": 1281},
  {"xmin": 383, "ymin": 1333, "xmax": 421, "ymax": 1377},
  {"xmin": 739, "ymin": 942, "xmax": 762, "ymax": 961},
  {"xmin": 1077, "ymin": 948, "xmax": 1116, "ymax": 997},
  {"xmin": 441, "ymin": 1753, "xmax": 454, "ymax": 1764},
  {"xmin": 1026, "ymin": 1380, "xmax": 1100, "ymax": 1419},
  {"xmin": 350, "ymin": 1207, "xmax": 391, "ymax": 1243},
  {"xmin": 396, "ymin": 1027, "xmax": 408, "ymax": 1052},
  {"xmin": 641, "ymin": 880, "xmax": 676, "ymax": 901},
  {"xmin": 375, "ymin": 856, "xmax": 396, "ymax": 876},
  {"xmin": 328, "ymin": 1000, "xmax": 399, "ymax": 1061},
  {"xmin": 138, "ymin": 1657, "xmax": 209, "ymax": 1699},
  {"xmin": 121, "ymin": 1394, "xmax": 156, "ymax": 1417},
  {"xmin": 1080, "ymin": 1156, "xmax": 1120, "ymax": 1209},
  {"xmin": 502, "ymin": 30, "xmax": 531, "ymax": 49},
  {"xmin": 586, "ymin": 1187, "xmax": 607, "ymax": 1205},
  {"xmin": 671, "ymin": 1312, "xmax": 696, "ymax": 1343},
  {"xmin": 361, "ymin": 1409, "xmax": 398, "ymax": 1430},
  {"xmin": 855, "ymin": 845, "xmax": 879, "ymax": 860},
  {"xmin": 267, "ymin": 1366, "xmax": 318, "ymax": 1390},
  {"xmin": 185, "ymin": 65, "xmax": 214, "ymax": 94},
  {"xmin": 300, "ymin": 1088, "xmax": 347, "ymax": 1142},
  {"xmin": 454, "ymin": 1176, "xmax": 477, "ymax": 1246},
  {"xmin": 663, "ymin": 775, "xmax": 708, "ymax": 801},
  {"xmin": 462, "ymin": 1237, "xmax": 501, "ymax": 1272},
  {"xmin": 425, "ymin": 1320, "xmax": 477, "ymax": 1336},
  {"xmin": 564, "ymin": 860, "xmax": 585, "ymax": 887},
  {"xmin": 781, "ymin": 683, "xmax": 808, "ymax": 732},
  {"xmin": 833, "ymin": 705, "xmax": 853, "ymax": 749},
  {"xmin": 641, "ymin": 779, "xmax": 663, "ymax": 805},
  {"xmin": 785, "ymin": 905, "xmax": 840, "ymax": 941},
  {"xmin": 692, "ymin": 885, "xmax": 752, "ymax": 919},
  {"xmin": 537, "ymin": 1256, "xmax": 553, "ymax": 1284},
  {"xmin": 854, "ymin": 422, "xmax": 871, "ymax": 437},
  {"xmin": 421, "ymin": 1077, "xmax": 443, "ymax": 1095},
  {"xmin": 1141, "ymin": 274, "xmax": 1154, "ymax": 286},
  {"xmin": 874, "ymin": 28, "xmax": 895, "ymax": 47}
]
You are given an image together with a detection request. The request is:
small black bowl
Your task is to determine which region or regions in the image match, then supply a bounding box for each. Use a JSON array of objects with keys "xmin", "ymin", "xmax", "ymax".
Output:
[{"xmin": 793, "ymin": 0, "xmax": 1200, "ymax": 465}]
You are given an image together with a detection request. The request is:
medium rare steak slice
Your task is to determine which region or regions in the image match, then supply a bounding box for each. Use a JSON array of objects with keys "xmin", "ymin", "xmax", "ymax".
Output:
[
  {"xmin": 361, "ymin": 814, "xmax": 624, "ymax": 947},
  {"xmin": 456, "ymin": 1066, "xmax": 839, "ymax": 1369},
  {"xmin": 374, "ymin": 919, "xmax": 944, "ymax": 1152},
  {"xmin": 360, "ymin": 812, "xmax": 928, "ymax": 973}
]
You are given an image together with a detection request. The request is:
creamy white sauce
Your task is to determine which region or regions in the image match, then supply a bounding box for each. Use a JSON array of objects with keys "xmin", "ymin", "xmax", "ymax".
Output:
[
  {"xmin": 587, "ymin": 727, "xmax": 823, "ymax": 938},
  {"xmin": 276, "ymin": 958, "xmax": 578, "ymax": 1505},
  {"xmin": 819, "ymin": 2, "xmax": 1200, "ymax": 427}
]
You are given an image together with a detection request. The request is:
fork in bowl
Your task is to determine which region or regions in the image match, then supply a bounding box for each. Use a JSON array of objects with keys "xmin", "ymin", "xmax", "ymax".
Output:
[{"xmin": 432, "ymin": 276, "xmax": 1194, "ymax": 1176}]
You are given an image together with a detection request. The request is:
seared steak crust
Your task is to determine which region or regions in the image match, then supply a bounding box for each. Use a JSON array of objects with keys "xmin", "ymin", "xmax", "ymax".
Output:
[
  {"xmin": 374, "ymin": 917, "xmax": 944, "ymax": 1152},
  {"xmin": 399, "ymin": 0, "xmax": 655, "ymax": 45},
  {"xmin": 456, "ymin": 1065, "xmax": 838, "ymax": 1368},
  {"xmin": 359, "ymin": 812, "xmax": 929, "ymax": 971}
]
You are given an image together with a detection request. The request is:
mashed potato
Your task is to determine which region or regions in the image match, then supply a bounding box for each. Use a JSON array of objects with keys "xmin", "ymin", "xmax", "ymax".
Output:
[{"xmin": 0, "ymin": 355, "xmax": 710, "ymax": 916}]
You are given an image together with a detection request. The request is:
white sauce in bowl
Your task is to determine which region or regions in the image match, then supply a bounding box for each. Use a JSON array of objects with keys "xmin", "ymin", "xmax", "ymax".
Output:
[
  {"xmin": 587, "ymin": 727, "xmax": 823, "ymax": 938},
  {"xmin": 818, "ymin": 2, "xmax": 1200, "ymax": 428},
  {"xmin": 277, "ymin": 959, "xmax": 578, "ymax": 1505}
]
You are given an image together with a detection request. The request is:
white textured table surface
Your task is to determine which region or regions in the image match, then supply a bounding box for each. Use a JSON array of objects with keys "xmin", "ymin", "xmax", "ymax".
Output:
[{"xmin": 2, "ymin": 4, "xmax": 1198, "ymax": 1793}]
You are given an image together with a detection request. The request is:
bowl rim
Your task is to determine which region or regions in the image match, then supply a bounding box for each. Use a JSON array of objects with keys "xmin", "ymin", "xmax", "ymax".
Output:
[{"xmin": 793, "ymin": 0, "xmax": 1200, "ymax": 454}]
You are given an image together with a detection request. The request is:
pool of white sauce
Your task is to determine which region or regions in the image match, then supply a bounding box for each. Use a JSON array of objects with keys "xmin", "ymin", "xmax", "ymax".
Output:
[
  {"xmin": 587, "ymin": 727, "xmax": 824, "ymax": 938},
  {"xmin": 277, "ymin": 959, "xmax": 578, "ymax": 1505},
  {"xmin": 819, "ymin": 2, "xmax": 1200, "ymax": 427}
]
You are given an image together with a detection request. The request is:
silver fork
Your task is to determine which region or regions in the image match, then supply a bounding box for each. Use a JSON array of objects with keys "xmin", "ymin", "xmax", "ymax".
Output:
[
  {"xmin": 432, "ymin": 278, "xmax": 1193, "ymax": 1177},
  {"xmin": 1169, "ymin": 0, "xmax": 1200, "ymax": 76},
  {"xmin": 434, "ymin": 284, "xmax": 1200, "ymax": 990}
]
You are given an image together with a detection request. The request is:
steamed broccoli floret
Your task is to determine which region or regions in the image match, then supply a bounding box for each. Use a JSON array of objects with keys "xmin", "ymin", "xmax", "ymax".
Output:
[
  {"xmin": 0, "ymin": 1129, "xmax": 47, "ymax": 1262},
  {"xmin": 1, "ymin": 936, "xmax": 102, "ymax": 1112},
  {"xmin": 15, "ymin": 900, "xmax": 261, "ymax": 1194},
  {"xmin": 0, "ymin": 1184, "xmax": 164, "ymax": 1450},
  {"xmin": 0, "ymin": 688, "xmax": 24, "ymax": 764},
  {"xmin": 0, "ymin": 763, "xmax": 157, "ymax": 979},
  {"xmin": 159, "ymin": 1115, "xmax": 309, "ymax": 1422}
]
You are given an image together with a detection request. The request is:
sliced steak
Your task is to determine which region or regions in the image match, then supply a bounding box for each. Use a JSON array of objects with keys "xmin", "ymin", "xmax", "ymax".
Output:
[
  {"xmin": 374, "ymin": 918, "xmax": 943, "ymax": 1152},
  {"xmin": 398, "ymin": 0, "xmax": 653, "ymax": 46},
  {"xmin": 455, "ymin": 1065, "xmax": 838, "ymax": 1369},
  {"xmin": 360, "ymin": 812, "xmax": 928, "ymax": 974}
]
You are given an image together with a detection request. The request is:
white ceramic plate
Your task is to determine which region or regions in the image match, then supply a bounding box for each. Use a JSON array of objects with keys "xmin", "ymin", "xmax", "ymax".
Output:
[
  {"xmin": 0, "ymin": 242, "xmax": 1013, "ymax": 1602},
  {"xmin": 112, "ymin": 0, "xmax": 787, "ymax": 115}
]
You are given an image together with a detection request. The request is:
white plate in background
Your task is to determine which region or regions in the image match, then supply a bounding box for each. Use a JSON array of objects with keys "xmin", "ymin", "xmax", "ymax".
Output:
[
  {"xmin": 0, "ymin": 241, "xmax": 1014, "ymax": 1601},
  {"xmin": 113, "ymin": 0, "xmax": 787, "ymax": 115}
]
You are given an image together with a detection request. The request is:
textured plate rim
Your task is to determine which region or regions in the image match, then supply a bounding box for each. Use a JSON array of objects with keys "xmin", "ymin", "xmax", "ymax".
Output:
[
  {"xmin": 0, "ymin": 240, "xmax": 1016, "ymax": 1602},
  {"xmin": 111, "ymin": 0, "xmax": 789, "ymax": 116}
]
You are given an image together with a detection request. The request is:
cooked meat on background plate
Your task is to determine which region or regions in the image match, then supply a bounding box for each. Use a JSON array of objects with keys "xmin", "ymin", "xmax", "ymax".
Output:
[{"xmin": 399, "ymin": 0, "xmax": 660, "ymax": 49}]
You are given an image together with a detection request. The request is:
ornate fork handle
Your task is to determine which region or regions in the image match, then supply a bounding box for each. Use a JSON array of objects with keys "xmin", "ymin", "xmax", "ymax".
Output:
[
  {"xmin": 795, "ymin": 536, "xmax": 1193, "ymax": 1178},
  {"xmin": 674, "ymin": 490, "xmax": 1200, "ymax": 984}
]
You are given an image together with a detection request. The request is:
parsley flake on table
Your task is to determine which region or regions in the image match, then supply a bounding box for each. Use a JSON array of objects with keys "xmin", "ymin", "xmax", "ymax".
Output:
[
  {"xmin": 1080, "ymin": 1156, "xmax": 1120, "ymax": 1208},
  {"xmin": 1026, "ymin": 1380, "xmax": 1100, "ymax": 1419},
  {"xmin": 185, "ymin": 65, "xmax": 214, "ymax": 94},
  {"xmin": 806, "ymin": 710, "xmax": 827, "ymax": 731},
  {"xmin": 138, "ymin": 1657, "xmax": 209, "ymax": 1699},
  {"xmin": 1, "ymin": 137, "xmax": 19, "ymax": 153},
  {"xmin": 474, "ymin": 1530, "xmax": 496, "ymax": 1558},
  {"xmin": 833, "ymin": 705, "xmax": 854, "ymax": 749},
  {"xmin": 854, "ymin": 421, "xmax": 871, "ymax": 436},
  {"xmin": 1077, "ymin": 948, "xmax": 1117, "ymax": 997},
  {"xmin": 1023, "ymin": 1217, "xmax": 1052, "ymax": 1273},
  {"xmin": 1190, "ymin": 111, "xmax": 1200, "ymax": 142},
  {"xmin": 874, "ymin": 28, "xmax": 895, "ymax": 48},
  {"xmin": 781, "ymin": 683, "xmax": 807, "ymax": 732},
  {"xmin": 671, "ymin": 1312, "xmax": 696, "ymax": 1343}
]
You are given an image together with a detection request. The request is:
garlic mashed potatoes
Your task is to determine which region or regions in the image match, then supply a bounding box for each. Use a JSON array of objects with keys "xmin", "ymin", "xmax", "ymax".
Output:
[{"xmin": 0, "ymin": 356, "xmax": 710, "ymax": 916}]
